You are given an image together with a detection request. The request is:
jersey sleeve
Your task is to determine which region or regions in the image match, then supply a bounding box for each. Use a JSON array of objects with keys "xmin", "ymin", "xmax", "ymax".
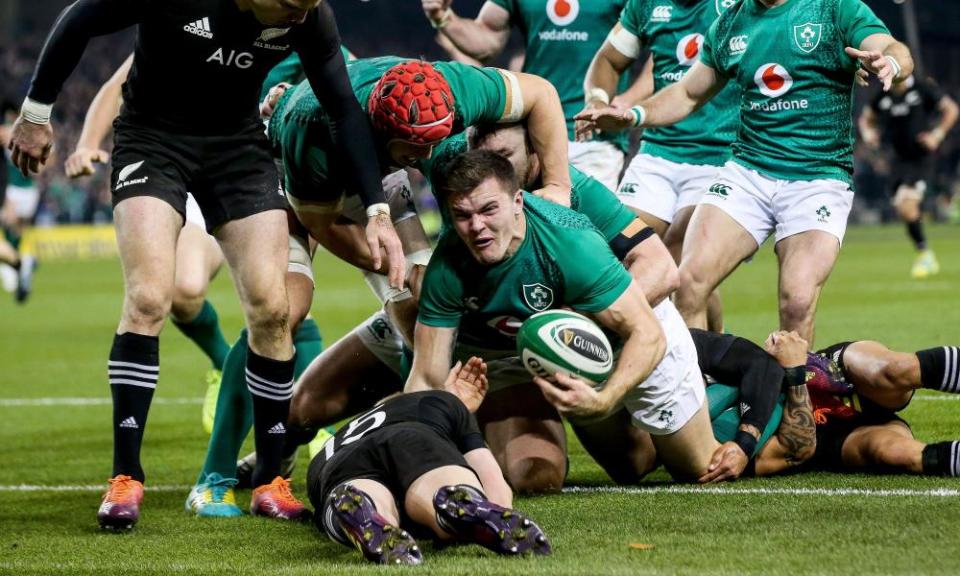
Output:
[
  {"xmin": 836, "ymin": 0, "xmax": 890, "ymax": 49},
  {"xmin": 619, "ymin": 0, "xmax": 646, "ymax": 37},
  {"xmin": 699, "ymin": 18, "xmax": 724, "ymax": 75},
  {"xmin": 28, "ymin": 0, "xmax": 145, "ymax": 104},
  {"xmin": 293, "ymin": 4, "xmax": 386, "ymax": 208},
  {"xmin": 417, "ymin": 236, "xmax": 467, "ymax": 328},
  {"xmin": 437, "ymin": 62, "xmax": 509, "ymax": 127},
  {"xmin": 562, "ymin": 230, "xmax": 633, "ymax": 313}
]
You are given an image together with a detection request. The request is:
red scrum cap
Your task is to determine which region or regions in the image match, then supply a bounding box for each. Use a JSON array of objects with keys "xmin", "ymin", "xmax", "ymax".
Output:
[{"xmin": 368, "ymin": 60, "xmax": 455, "ymax": 144}]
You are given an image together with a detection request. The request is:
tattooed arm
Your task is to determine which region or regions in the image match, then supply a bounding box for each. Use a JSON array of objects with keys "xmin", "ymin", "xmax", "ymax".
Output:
[{"xmin": 753, "ymin": 331, "xmax": 818, "ymax": 476}]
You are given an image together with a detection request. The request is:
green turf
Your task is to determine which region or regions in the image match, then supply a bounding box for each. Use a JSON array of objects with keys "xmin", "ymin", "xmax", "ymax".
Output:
[{"xmin": 1, "ymin": 224, "xmax": 959, "ymax": 575}]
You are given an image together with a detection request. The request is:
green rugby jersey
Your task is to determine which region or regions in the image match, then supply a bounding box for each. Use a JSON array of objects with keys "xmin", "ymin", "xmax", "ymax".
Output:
[
  {"xmin": 423, "ymin": 134, "xmax": 635, "ymax": 242},
  {"xmin": 701, "ymin": 0, "xmax": 889, "ymax": 184},
  {"xmin": 419, "ymin": 193, "xmax": 632, "ymax": 351},
  {"xmin": 491, "ymin": 0, "xmax": 631, "ymax": 151},
  {"xmin": 708, "ymin": 383, "xmax": 782, "ymax": 456},
  {"xmin": 620, "ymin": 0, "xmax": 739, "ymax": 166}
]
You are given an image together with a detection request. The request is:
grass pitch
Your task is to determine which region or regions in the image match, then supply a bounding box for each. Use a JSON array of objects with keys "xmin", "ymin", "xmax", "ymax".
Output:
[{"xmin": 1, "ymin": 224, "xmax": 959, "ymax": 575}]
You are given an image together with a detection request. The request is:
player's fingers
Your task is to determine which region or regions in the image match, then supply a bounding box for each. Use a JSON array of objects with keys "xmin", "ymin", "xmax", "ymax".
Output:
[
  {"xmin": 843, "ymin": 46, "xmax": 868, "ymax": 60},
  {"xmin": 365, "ymin": 233, "xmax": 382, "ymax": 271}
]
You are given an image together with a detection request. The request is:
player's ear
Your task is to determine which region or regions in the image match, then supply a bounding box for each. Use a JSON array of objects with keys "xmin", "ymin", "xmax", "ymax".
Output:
[{"xmin": 513, "ymin": 188, "xmax": 523, "ymax": 214}]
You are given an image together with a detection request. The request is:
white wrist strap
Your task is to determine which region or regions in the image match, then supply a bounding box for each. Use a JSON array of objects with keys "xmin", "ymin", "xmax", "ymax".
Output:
[
  {"xmin": 629, "ymin": 105, "xmax": 646, "ymax": 128},
  {"xmin": 585, "ymin": 87, "xmax": 611, "ymax": 106},
  {"xmin": 21, "ymin": 97, "xmax": 53, "ymax": 125},
  {"xmin": 366, "ymin": 202, "xmax": 391, "ymax": 220},
  {"xmin": 884, "ymin": 55, "xmax": 902, "ymax": 80}
]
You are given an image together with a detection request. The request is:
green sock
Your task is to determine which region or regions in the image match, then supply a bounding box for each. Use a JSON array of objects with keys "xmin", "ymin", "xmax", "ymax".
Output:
[
  {"xmin": 4, "ymin": 228, "xmax": 21, "ymax": 250},
  {"xmin": 293, "ymin": 317, "xmax": 324, "ymax": 379},
  {"xmin": 173, "ymin": 300, "xmax": 230, "ymax": 370},
  {"xmin": 198, "ymin": 331, "xmax": 253, "ymax": 482}
]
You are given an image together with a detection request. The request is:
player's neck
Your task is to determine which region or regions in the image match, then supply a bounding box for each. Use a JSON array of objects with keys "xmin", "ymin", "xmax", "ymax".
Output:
[{"xmin": 504, "ymin": 212, "xmax": 527, "ymax": 260}]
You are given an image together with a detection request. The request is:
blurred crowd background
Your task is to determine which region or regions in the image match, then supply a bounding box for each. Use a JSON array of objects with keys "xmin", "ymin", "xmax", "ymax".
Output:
[{"xmin": 2, "ymin": 0, "xmax": 959, "ymax": 226}]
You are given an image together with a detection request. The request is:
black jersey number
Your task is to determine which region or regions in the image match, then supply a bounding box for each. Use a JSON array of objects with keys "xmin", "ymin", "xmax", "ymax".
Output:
[{"xmin": 323, "ymin": 410, "xmax": 387, "ymax": 460}]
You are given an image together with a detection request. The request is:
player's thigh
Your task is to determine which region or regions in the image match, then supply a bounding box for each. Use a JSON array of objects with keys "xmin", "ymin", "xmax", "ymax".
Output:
[
  {"xmin": 174, "ymin": 222, "xmax": 219, "ymax": 298},
  {"xmin": 662, "ymin": 205, "xmax": 696, "ymax": 263},
  {"xmin": 774, "ymin": 229, "xmax": 841, "ymax": 302},
  {"xmin": 114, "ymin": 196, "xmax": 183, "ymax": 310},
  {"xmin": 842, "ymin": 341, "xmax": 918, "ymax": 409},
  {"xmin": 476, "ymin": 383, "xmax": 567, "ymax": 486},
  {"xmin": 349, "ymin": 478, "xmax": 402, "ymax": 525},
  {"xmin": 293, "ymin": 318, "xmax": 403, "ymax": 428},
  {"xmin": 571, "ymin": 408, "xmax": 658, "ymax": 484},
  {"xmin": 651, "ymin": 402, "xmax": 719, "ymax": 480},
  {"xmin": 841, "ymin": 420, "xmax": 919, "ymax": 471},
  {"xmin": 215, "ymin": 208, "xmax": 290, "ymax": 312}
]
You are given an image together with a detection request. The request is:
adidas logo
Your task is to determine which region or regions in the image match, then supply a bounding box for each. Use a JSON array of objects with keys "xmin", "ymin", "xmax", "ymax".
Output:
[
  {"xmin": 184, "ymin": 17, "xmax": 213, "ymax": 39},
  {"xmin": 739, "ymin": 402, "xmax": 751, "ymax": 416},
  {"xmin": 119, "ymin": 416, "xmax": 139, "ymax": 429},
  {"xmin": 267, "ymin": 422, "xmax": 286, "ymax": 435}
]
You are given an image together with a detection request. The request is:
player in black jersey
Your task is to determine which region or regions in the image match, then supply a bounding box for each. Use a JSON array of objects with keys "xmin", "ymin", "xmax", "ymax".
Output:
[
  {"xmin": 307, "ymin": 357, "xmax": 551, "ymax": 565},
  {"xmin": 8, "ymin": 0, "xmax": 404, "ymax": 530},
  {"xmin": 858, "ymin": 75, "xmax": 959, "ymax": 278}
]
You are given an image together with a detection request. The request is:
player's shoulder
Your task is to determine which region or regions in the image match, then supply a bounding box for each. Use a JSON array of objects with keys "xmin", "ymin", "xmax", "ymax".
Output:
[
  {"xmin": 523, "ymin": 193, "xmax": 605, "ymax": 250},
  {"xmin": 524, "ymin": 193, "xmax": 595, "ymax": 230}
]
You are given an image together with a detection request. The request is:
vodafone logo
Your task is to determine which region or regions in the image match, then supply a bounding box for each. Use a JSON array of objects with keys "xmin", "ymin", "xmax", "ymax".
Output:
[
  {"xmin": 546, "ymin": 0, "xmax": 579, "ymax": 27},
  {"xmin": 676, "ymin": 33, "xmax": 704, "ymax": 66},
  {"xmin": 753, "ymin": 63, "xmax": 793, "ymax": 98}
]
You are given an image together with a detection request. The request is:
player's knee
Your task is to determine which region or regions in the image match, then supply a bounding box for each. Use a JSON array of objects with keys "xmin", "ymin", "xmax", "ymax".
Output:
[
  {"xmin": 879, "ymin": 355, "xmax": 917, "ymax": 390},
  {"xmin": 244, "ymin": 290, "xmax": 290, "ymax": 335},
  {"xmin": 674, "ymin": 266, "xmax": 709, "ymax": 311},
  {"xmin": 170, "ymin": 280, "xmax": 206, "ymax": 320},
  {"xmin": 124, "ymin": 284, "xmax": 172, "ymax": 328},
  {"xmin": 505, "ymin": 457, "xmax": 565, "ymax": 494},
  {"xmin": 869, "ymin": 441, "xmax": 915, "ymax": 468},
  {"xmin": 779, "ymin": 289, "xmax": 816, "ymax": 326}
]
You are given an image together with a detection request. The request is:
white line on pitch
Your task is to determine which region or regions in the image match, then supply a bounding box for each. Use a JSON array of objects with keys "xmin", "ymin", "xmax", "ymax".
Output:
[
  {"xmin": 563, "ymin": 485, "xmax": 960, "ymax": 497},
  {"xmin": 0, "ymin": 484, "xmax": 192, "ymax": 492},
  {"xmin": 0, "ymin": 397, "xmax": 203, "ymax": 407}
]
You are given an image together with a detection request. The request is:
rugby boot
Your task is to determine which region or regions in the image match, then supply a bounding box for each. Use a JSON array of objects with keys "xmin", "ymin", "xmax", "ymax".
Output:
[
  {"xmin": 250, "ymin": 476, "xmax": 309, "ymax": 521},
  {"xmin": 185, "ymin": 473, "xmax": 243, "ymax": 517},
  {"xmin": 433, "ymin": 484, "xmax": 551, "ymax": 556},
  {"xmin": 911, "ymin": 249, "xmax": 940, "ymax": 279},
  {"xmin": 805, "ymin": 352, "xmax": 854, "ymax": 396},
  {"xmin": 201, "ymin": 369, "xmax": 221, "ymax": 435},
  {"xmin": 328, "ymin": 483, "xmax": 422, "ymax": 566},
  {"xmin": 97, "ymin": 474, "xmax": 144, "ymax": 530},
  {"xmin": 236, "ymin": 449, "xmax": 298, "ymax": 490}
]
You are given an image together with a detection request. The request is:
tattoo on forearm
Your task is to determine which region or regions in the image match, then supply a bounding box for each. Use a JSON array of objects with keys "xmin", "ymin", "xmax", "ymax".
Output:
[{"xmin": 778, "ymin": 386, "xmax": 816, "ymax": 466}]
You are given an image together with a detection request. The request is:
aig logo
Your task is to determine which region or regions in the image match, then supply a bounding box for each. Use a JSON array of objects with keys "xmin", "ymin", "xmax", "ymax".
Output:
[
  {"xmin": 546, "ymin": 0, "xmax": 579, "ymax": 27},
  {"xmin": 207, "ymin": 48, "xmax": 253, "ymax": 69},
  {"xmin": 728, "ymin": 35, "xmax": 748, "ymax": 55},
  {"xmin": 676, "ymin": 33, "xmax": 704, "ymax": 66},
  {"xmin": 651, "ymin": 6, "xmax": 673, "ymax": 22}
]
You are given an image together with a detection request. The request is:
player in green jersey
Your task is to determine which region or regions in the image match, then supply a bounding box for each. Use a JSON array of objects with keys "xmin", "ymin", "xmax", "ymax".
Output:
[
  {"xmin": 577, "ymin": 0, "xmax": 912, "ymax": 346},
  {"xmin": 407, "ymin": 150, "xmax": 749, "ymax": 492},
  {"xmin": 421, "ymin": 0, "xmax": 632, "ymax": 191}
]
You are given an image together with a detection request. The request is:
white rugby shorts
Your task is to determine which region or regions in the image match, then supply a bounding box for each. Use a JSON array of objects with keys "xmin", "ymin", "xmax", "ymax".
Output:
[
  {"xmin": 568, "ymin": 140, "xmax": 625, "ymax": 192},
  {"xmin": 616, "ymin": 153, "xmax": 718, "ymax": 224}
]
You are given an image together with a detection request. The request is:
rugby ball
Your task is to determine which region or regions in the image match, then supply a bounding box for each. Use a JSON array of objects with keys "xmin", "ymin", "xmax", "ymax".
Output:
[{"xmin": 517, "ymin": 310, "xmax": 614, "ymax": 386}]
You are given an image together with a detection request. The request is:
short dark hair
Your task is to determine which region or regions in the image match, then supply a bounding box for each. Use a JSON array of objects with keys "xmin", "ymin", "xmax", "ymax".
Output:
[
  {"xmin": 437, "ymin": 149, "xmax": 518, "ymax": 203},
  {"xmin": 465, "ymin": 121, "xmax": 529, "ymax": 151}
]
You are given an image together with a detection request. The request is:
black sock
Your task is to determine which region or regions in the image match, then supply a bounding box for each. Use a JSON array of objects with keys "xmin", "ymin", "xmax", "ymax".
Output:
[
  {"xmin": 246, "ymin": 348, "xmax": 295, "ymax": 487},
  {"xmin": 281, "ymin": 423, "xmax": 317, "ymax": 459},
  {"xmin": 906, "ymin": 219, "xmax": 927, "ymax": 251},
  {"xmin": 921, "ymin": 441, "xmax": 960, "ymax": 477},
  {"xmin": 917, "ymin": 347, "xmax": 960, "ymax": 393},
  {"xmin": 108, "ymin": 332, "xmax": 159, "ymax": 483}
]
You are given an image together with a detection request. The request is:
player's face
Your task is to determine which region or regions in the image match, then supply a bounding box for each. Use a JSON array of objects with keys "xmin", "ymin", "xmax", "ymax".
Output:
[
  {"xmin": 247, "ymin": 0, "xmax": 320, "ymax": 27},
  {"xmin": 473, "ymin": 127, "xmax": 540, "ymax": 188},
  {"xmin": 387, "ymin": 140, "xmax": 435, "ymax": 168},
  {"xmin": 449, "ymin": 178, "xmax": 524, "ymax": 265}
]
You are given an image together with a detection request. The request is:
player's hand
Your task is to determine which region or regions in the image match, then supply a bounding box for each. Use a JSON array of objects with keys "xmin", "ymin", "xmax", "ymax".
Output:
[
  {"xmin": 533, "ymin": 372, "xmax": 610, "ymax": 421},
  {"xmin": 65, "ymin": 147, "xmax": 109, "ymax": 178},
  {"xmin": 422, "ymin": 0, "xmax": 453, "ymax": 23},
  {"xmin": 917, "ymin": 130, "xmax": 945, "ymax": 153},
  {"xmin": 9, "ymin": 116, "xmax": 53, "ymax": 177},
  {"xmin": 365, "ymin": 213, "xmax": 406, "ymax": 289},
  {"xmin": 698, "ymin": 441, "xmax": 749, "ymax": 483},
  {"xmin": 854, "ymin": 67, "xmax": 871, "ymax": 88},
  {"xmin": 844, "ymin": 47, "xmax": 898, "ymax": 92},
  {"xmin": 531, "ymin": 182, "xmax": 571, "ymax": 207},
  {"xmin": 860, "ymin": 127, "xmax": 881, "ymax": 150},
  {"xmin": 260, "ymin": 82, "xmax": 292, "ymax": 118},
  {"xmin": 444, "ymin": 356, "xmax": 488, "ymax": 412},
  {"xmin": 764, "ymin": 330, "xmax": 808, "ymax": 368},
  {"xmin": 574, "ymin": 104, "xmax": 633, "ymax": 141}
]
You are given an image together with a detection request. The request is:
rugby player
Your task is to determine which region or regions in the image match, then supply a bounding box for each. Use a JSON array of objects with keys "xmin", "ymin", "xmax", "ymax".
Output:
[
  {"xmin": 9, "ymin": 0, "xmax": 403, "ymax": 530},
  {"xmin": 576, "ymin": 0, "xmax": 913, "ymax": 345},
  {"xmin": 308, "ymin": 358, "xmax": 551, "ymax": 565},
  {"xmin": 406, "ymin": 150, "xmax": 748, "ymax": 492},
  {"xmin": 421, "ymin": 0, "xmax": 633, "ymax": 190},
  {"xmin": 858, "ymin": 75, "xmax": 958, "ymax": 279},
  {"xmin": 66, "ymin": 55, "xmax": 232, "ymax": 433},
  {"xmin": 718, "ymin": 335, "xmax": 960, "ymax": 478}
]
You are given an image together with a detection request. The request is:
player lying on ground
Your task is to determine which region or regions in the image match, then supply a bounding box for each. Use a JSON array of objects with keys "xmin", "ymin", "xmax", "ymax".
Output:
[
  {"xmin": 717, "ymin": 335, "xmax": 960, "ymax": 477},
  {"xmin": 308, "ymin": 357, "xmax": 551, "ymax": 565},
  {"xmin": 407, "ymin": 150, "xmax": 750, "ymax": 491}
]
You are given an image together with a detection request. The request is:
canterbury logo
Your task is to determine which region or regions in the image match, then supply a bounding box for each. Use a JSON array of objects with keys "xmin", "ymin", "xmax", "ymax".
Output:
[
  {"xmin": 184, "ymin": 17, "xmax": 213, "ymax": 39},
  {"xmin": 651, "ymin": 6, "xmax": 673, "ymax": 21},
  {"xmin": 729, "ymin": 35, "xmax": 748, "ymax": 54},
  {"xmin": 708, "ymin": 183, "xmax": 731, "ymax": 196}
]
